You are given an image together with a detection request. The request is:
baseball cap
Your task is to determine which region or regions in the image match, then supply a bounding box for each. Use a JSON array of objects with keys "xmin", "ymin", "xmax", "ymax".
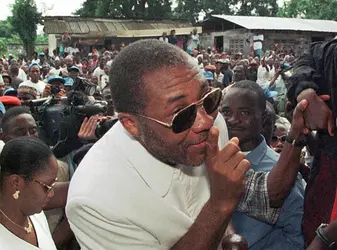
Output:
[
  {"xmin": 3, "ymin": 88, "xmax": 18, "ymax": 96},
  {"xmin": 264, "ymin": 87, "xmax": 278, "ymax": 99},
  {"xmin": 64, "ymin": 77, "xmax": 74, "ymax": 87},
  {"xmin": 0, "ymin": 96, "xmax": 22, "ymax": 106},
  {"xmin": 204, "ymin": 65, "xmax": 216, "ymax": 71},
  {"xmin": 68, "ymin": 66, "xmax": 80, "ymax": 72},
  {"xmin": 38, "ymin": 52, "xmax": 45, "ymax": 56},
  {"xmin": 47, "ymin": 75, "xmax": 65, "ymax": 84},
  {"xmin": 217, "ymin": 59, "xmax": 230, "ymax": 64},
  {"xmin": 28, "ymin": 63, "xmax": 40, "ymax": 70},
  {"xmin": 203, "ymin": 70, "xmax": 214, "ymax": 81}
]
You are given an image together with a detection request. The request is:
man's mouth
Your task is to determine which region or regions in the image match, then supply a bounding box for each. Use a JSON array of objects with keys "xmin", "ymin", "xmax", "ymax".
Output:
[{"xmin": 228, "ymin": 127, "xmax": 245, "ymax": 131}]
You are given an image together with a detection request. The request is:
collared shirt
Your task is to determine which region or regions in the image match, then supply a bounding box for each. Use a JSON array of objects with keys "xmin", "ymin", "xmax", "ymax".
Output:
[
  {"xmin": 66, "ymin": 115, "xmax": 280, "ymax": 250},
  {"xmin": 232, "ymin": 136, "xmax": 305, "ymax": 250}
]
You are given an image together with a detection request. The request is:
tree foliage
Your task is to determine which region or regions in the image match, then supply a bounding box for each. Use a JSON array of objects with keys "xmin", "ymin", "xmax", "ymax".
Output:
[
  {"xmin": 278, "ymin": 0, "xmax": 337, "ymax": 20},
  {"xmin": 10, "ymin": 0, "xmax": 42, "ymax": 56},
  {"xmin": 75, "ymin": 0, "xmax": 173, "ymax": 19},
  {"xmin": 75, "ymin": 0, "xmax": 279, "ymax": 22},
  {"xmin": 174, "ymin": 0, "xmax": 278, "ymax": 22}
]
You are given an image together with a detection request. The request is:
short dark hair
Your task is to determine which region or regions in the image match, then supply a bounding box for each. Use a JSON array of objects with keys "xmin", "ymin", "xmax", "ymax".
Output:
[
  {"xmin": 10, "ymin": 63, "xmax": 19, "ymax": 76},
  {"xmin": 110, "ymin": 39, "xmax": 189, "ymax": 113},
  {"xmin": 231, "ymin": 80, "xmax": 266, "ymax": 112},
  {"xmin": 1, "ymin": 106, "xmax": 32, "ymax": 133},
  {"xmin": 0, "ymin": 137, "xmax": 53, "ymax": 185}
]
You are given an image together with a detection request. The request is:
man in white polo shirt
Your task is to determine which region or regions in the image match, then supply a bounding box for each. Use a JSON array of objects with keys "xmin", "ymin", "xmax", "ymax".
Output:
[{"xmin": 66, "ymin": 40, "xmax": 307, "ymax": 250}]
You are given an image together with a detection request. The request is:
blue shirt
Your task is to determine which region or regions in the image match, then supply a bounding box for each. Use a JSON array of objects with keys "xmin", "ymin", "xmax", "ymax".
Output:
[{"xmin": 232, "ymin": 136, "xmax": 305, "ymax": 250}]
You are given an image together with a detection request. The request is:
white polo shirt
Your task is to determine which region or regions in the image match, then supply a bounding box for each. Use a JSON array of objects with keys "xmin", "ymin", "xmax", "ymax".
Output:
[
  {"xmin": 66, "ymin": 114, "xmax": 278, "ymax": 249},
  {"xmin": 66, "ymin": 114, "xmax": 228, "ymax": 249}
]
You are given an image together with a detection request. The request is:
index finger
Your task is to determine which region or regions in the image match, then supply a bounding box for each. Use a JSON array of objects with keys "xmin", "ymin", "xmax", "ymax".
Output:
[{"xmin": 218, "ymin": 138, "xmax": 240, "ymax": 164}]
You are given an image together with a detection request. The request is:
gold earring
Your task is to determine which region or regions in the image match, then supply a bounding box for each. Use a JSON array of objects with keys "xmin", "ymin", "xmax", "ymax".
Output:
[{"xmin": 13, "ymin": 190, "xmax": 20, "ymax": 200}]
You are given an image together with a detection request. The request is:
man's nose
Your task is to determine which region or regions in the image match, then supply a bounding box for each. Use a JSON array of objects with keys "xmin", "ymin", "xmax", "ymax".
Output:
[
  {"xmin": 191, "ymin": 108, "xmax": 214, "ymax": 133},
  {"xmin": 226, "ymin": 113, "xmax": 240, "ymax": 125}
]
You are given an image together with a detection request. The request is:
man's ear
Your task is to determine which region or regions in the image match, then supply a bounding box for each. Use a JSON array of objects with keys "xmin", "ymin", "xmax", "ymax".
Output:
[{"xmin": 118, "ymin": 113, "xmax": 141, "ymax": 138}]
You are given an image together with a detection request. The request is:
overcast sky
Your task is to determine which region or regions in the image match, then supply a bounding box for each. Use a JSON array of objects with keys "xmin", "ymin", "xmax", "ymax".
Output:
[
  {"xmin": 0, "ymin": 0, "xmax": 85, "ymax": 20},
  {"xmin": 1, "ymin": 0, "xmax": 285, "ymax": 21}
]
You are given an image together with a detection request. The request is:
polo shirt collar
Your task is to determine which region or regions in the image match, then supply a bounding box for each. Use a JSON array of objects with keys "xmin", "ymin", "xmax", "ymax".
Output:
[
  {"xmin": 246, "ymin": 135, "xmax": 268, "ymax": 166},
  {"xmin": 116, "ymin": 122, "xmax": 175, "ymax": 197}
]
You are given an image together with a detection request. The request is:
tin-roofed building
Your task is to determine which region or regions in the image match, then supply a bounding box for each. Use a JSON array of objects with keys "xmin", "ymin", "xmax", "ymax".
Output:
[
  {"xmin": 43, "ymin": 16, "xmax": 202, "ymax": 55},
  {"xmin": 200, "ymin": 15, "xmax": 337, "ymax": 56}
]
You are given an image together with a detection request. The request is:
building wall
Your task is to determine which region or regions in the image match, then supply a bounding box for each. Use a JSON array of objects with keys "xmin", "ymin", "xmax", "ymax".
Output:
[{"xmin": 200, "ymin": 29, "xmax": 335, "ymax": 56}]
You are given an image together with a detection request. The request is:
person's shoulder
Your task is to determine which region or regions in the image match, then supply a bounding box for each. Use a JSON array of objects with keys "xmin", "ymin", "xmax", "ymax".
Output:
[{"xmin": 19, "ymin": 80, "xmax": 31, "ymax": 86}]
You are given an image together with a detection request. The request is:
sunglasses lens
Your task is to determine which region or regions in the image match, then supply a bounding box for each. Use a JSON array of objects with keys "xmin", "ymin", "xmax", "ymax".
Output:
[
  {"xmin": 271, "ymin": 136, "xmax": 278, "ymax": 142},
  {"xmin": 280, "ymin": 136, "xmax": 287, "ymax": 142},
  {"xmin": 203, "ymin": 89, "xmax": 222, "ymax": 114},
  {"xmin": 172, "ymin": 105, "xmax": 197, "ymax": 133}
]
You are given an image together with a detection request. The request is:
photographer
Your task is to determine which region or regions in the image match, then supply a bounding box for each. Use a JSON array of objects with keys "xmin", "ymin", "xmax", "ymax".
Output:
[{"xmin": 43, "ymin": 75, "xmax": 67, "ymax": 98}]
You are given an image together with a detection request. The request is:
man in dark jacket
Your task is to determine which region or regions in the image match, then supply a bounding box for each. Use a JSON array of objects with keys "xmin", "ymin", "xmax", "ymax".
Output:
[{"xmin": 287, "ymin": 39, "xmax": 337, "ymax": 248}]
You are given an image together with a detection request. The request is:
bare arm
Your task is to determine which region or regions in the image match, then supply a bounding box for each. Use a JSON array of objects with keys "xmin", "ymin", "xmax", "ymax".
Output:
[
  {"xmin": 171, "ymin": 201, "xmax": 232, "ymax": 250},
  {"xmin": 307, "ymin": 220, "xmax": 337, "ymax": 250},
  {"xmin": 267, "ymin": 100, "xmax": 308, "ymax": 207}
]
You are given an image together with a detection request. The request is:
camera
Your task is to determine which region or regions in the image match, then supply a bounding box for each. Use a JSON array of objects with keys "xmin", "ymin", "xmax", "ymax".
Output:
[
  {"xmin": 73, "ymin": 77, "xmax": 97, "ymax": 96},
  {"xmin": 24, "ymin": 77, "xmax": 116, "ymax": 146}
]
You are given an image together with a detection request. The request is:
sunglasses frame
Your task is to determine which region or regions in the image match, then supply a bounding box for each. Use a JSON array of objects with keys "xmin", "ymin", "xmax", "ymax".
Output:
[
  {"xmin": 135, "ymin": 88, "xmax": 222, "ymax": 133},
  {"xmin": 33, "ymin": 177, "xmax": 58, "ymax": 195},
  {"xmin": 272, "ymin": 135, "xmax": 287, "ymax": 142}
]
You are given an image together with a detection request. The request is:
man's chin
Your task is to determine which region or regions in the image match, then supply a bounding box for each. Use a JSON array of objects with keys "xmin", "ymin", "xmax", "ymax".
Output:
[{"xmin": 184, "ymin": 151, "xmax": 207, "ymax": 167}]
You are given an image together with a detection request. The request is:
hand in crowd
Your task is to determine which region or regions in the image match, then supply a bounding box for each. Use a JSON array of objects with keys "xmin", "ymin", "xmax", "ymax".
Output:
[
  {"xmin": 297, "ymin": 88, "xmax": 334, "ymax": 136},
  {"xmin": 206, "ymin": 127, "xmax": 250, "ymax": 211},
  {"xmin": 290, "ymin": 99, "xmax": 310, "ymax": 137},
  {"xmin": 42, "ymin": 84, "xmax": 66, "ymax": 98},
  {"xmin": 78, "ymin": 115, "xmax": 99, "ymax": 140}
]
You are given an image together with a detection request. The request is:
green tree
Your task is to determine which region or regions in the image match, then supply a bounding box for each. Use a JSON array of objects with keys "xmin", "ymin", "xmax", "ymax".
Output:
[
  {"xmin": 278, "ymin": 0, "xmax": 337, "ymax": 20},
  {"xmin": 10, "ymin": 0, "xmax": 42, "ymax": 56},
  {"xmin": 75, "ymin": 0, "xmax": 173, "ymax": 19},
  {"xmin": 0, "ymin": 19, "xmax": 14, "ymax": 39},
  {"xmin": 173, "ymin": 0, "xmax": 279, "ymax": 22}
]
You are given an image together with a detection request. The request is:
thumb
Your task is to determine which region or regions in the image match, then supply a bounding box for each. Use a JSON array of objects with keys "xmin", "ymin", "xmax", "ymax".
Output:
[
  {"xmin": 293, "ymin": 99, "xmax": 308, "ymax": 118},
  {"xmin": 206, "ymin": 126, "xmax": 219, "ymax": 166},
  {"xmin": 319, "ymin": 95, "xmax": 331, "ymax": 102}
]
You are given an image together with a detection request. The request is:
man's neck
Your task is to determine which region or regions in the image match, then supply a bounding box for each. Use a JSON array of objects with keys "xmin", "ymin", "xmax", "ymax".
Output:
[
  {"xmin": 31, "ymin": 79, "xmax": 39, "ymax": 83},
  {"xmin": 239, "ymin": 135, "xmax": 263, "ymax": 152}
]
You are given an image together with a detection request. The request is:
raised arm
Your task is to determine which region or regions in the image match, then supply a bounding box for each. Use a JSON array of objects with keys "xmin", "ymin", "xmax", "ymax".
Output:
[
  {"xmin": 287, "ymin": 40, "xmax": 337, "ymax": 104},
  {"xmin": 287, "ymin": 40, "xmax": 337, "ymax": 136}
]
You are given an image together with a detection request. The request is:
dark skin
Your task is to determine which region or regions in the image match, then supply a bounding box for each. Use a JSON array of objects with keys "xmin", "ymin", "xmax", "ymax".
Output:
[
  {"xmin": 0, "ymin": 113, "xmax": 98, "ymax": 248},
  {"xmin": 297, "ymin": 88, "xmax": 334, "ymax": 136},
  {"xmin": 119, "ymin": 63, "xmax": 250, "ymax": 249},
  {"xmin": 233, "ymin": 66, "xmax": 246, "ymax": 83},
  {"xmin": 221, "ymin": 87, "xmax": 310, "ymax": 206},
  {"xmin": 221, "ymin": 88, "xmax": 266, "ymax": 151},
  {"xmin": 29, "ymin": 66, "xmax": 40, "ymax": 83},
  {"xmin": 0, "ymin": 156, "xmax": 58, "ymax": 247},
  {"xmin": 270, "ymin": 124, "xmax": 288, "ymax": 153}
]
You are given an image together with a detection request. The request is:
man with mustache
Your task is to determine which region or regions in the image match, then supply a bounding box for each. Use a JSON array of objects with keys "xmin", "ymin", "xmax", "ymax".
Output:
[
  {"xmin": 66, "ymin": 40, "xmax": 308, "ymax": 250},
  {"xmin": 221, "ymin": 80, "xmax": 305, "ymax": 249}
]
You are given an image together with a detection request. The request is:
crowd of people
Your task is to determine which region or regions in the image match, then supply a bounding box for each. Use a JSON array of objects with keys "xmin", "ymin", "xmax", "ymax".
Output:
[{"xmin": 0, "ymin": 31, "xmax": 337, "ymax": 250}]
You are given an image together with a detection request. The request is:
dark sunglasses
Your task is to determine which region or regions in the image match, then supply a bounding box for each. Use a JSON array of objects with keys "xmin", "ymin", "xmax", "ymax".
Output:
[
  {"xmin": 271, "ymin": 135, "xmax": 286, "ymax": 143},
  {"xmin": 135, "ymin": 88, "xmax": 222, "ymax": 133}
]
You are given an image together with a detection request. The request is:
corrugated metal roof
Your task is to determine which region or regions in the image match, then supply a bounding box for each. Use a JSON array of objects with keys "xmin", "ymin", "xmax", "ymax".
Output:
[
  {"xmin": 211, "ymin": 15, "xmax": 337, "ymax": 33},
  {"xmin": 43, "ymin": 16, "xmax": 200, "ymax": 37}
]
